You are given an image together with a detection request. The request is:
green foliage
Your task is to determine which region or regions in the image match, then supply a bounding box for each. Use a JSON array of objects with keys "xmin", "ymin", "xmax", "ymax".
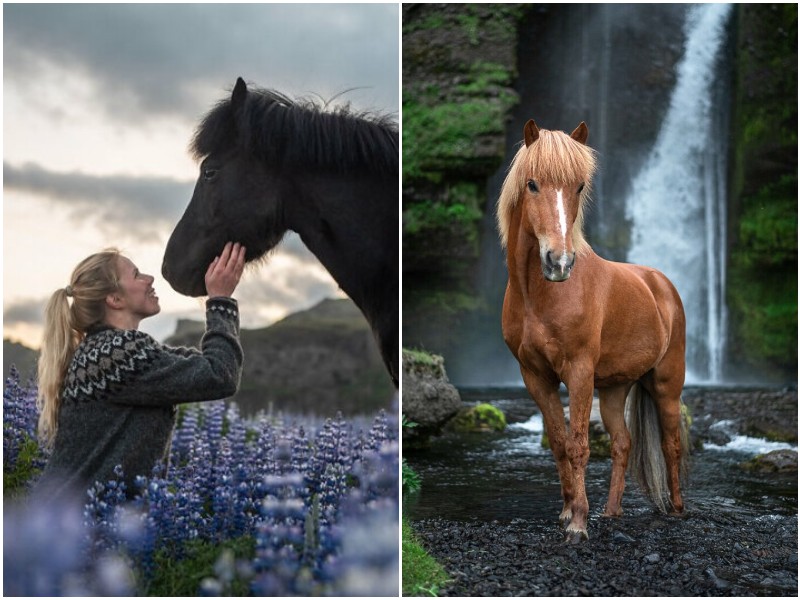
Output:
[
  {"xmin": 143, "ymin": 537, "xmax": 256, "ymax": 596},
  {"xmin": 3, "ymin": 432, "xmax": 44, "ymax": 498},
  {"xmin": 736, "ymin": 175, "xmax": 797, "ymax": 266},
  {"xmin": 402, "ymin": 458, "xmax": 422, "ymax": 496},
  {"xmin": 402, "ymin": 517, "xmax": 450, "ymax": 597},
  {"xmin": 402, "ymin": 414, "xmax": 422, "ymax": 495}
]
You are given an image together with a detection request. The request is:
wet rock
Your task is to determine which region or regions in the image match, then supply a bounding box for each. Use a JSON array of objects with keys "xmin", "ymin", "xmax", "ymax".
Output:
[
  {"xmin": 740, "ymin": 449, "xmax": 798, "ymax": 473},
  {"xmin": 644, "ymin": 552, "xmax": 661, "ymax": 564},
  {"xmin": 707, "ymin": 419, "xmax": 737, "ymax": 446},
  {"xmin": 402, "ymin": 349, "xmax": 463, "ymax": 445},
  {"xmin": 705, "ymin": 567, "xmax": 732, "ymax": 590},
  {"xmin": 410, "ymin": 507, "xmax": 798, "ymax": 596},
  {"xmin": 448, "ymin": 403, "xmax": 507, "ymax": 433},
  {"xmin": 683, "ymin": 387, "xmax": 798, "ymax": 445},
  {"xmin": 612, "ymin": 531, "xmax": 635, "ymax": 543}
]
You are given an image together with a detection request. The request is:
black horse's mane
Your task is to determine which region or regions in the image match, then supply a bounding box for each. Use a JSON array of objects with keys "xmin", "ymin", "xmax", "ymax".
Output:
[{"xmin": 191, "ymin": 86, "xmax": 398, "ymax": 175}]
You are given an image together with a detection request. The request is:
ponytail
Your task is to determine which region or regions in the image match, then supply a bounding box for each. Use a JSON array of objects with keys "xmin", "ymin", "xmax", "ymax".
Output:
[
  {"xmin": 37, "ymin": 289, "xmax": 79, "ymax": 448},
  {"xmin": 36, "ymin": 249, "xmax": 122, "ymax": 448}
]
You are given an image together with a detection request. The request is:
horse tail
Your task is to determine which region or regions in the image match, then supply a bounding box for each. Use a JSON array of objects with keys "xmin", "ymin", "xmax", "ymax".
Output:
[{"xmin": 625, "ymin": 382, "xmax": 689, "ymax": 513}]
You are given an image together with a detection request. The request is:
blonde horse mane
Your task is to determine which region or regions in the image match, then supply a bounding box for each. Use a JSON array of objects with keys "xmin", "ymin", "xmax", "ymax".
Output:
[{"xmin": 496, "ymin": 128, "xmax": 598, "ymax": 252}]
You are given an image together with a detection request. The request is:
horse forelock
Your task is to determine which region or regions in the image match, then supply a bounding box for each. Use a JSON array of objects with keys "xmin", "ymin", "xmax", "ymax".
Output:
[
  {"xmin": 191, "ymin": 86, "xmax": 398, "ymax": 175},
  {"xmin": 496, "ymin": 129, "xmax": 597, "ymax": 253}
]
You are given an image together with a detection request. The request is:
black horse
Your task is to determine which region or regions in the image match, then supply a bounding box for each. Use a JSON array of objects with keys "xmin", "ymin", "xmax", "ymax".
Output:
[{"xmin": 162, "ymin": 78, "xmax": 398, "ymax": 386}]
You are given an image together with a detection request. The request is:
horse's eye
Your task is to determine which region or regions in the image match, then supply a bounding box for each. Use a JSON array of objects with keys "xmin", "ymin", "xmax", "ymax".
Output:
[
  {"xmin": 203, "ymin": 168, "xmax": 218, "ymax": 181},
  {"xmin": 527, "ymin": 180, "xmax": 539, "ymax": 193},
  {"xmin": 577, "ymin": 182, "xmax": 585, "ymax": 194}
]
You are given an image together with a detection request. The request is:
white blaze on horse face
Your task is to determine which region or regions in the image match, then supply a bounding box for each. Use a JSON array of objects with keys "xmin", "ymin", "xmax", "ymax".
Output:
[{"xmin": 555, "ymin": 189, "xmax": 569, "ymax": 268}]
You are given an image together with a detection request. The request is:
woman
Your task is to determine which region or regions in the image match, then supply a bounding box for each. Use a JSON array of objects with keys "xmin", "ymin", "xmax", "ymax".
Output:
[{"xmin": 36, "ymin": 242, "xmax": 247, "ymax": 498}]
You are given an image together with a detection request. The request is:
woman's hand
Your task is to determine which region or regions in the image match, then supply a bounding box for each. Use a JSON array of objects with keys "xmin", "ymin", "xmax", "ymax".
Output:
[{"xmin": 205, "ymin": 242, "xmax": 246, "ymax": 298}]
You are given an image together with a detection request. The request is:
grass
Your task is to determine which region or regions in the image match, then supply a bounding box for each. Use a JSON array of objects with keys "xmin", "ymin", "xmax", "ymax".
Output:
[
  {"xmin": 402, "ymin": 517, "xmax": 450, "ymax": 596},
  {"xmin": 143, "ymin": 536, "xmax": 257, "ymax": 596}
]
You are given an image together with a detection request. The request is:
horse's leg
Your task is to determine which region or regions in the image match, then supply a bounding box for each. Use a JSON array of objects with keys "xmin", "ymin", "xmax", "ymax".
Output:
[
  {"xmin": 563, "ymin": 374, "xmax": 594, "ymax": 542},
  {"xmin": 649, "ymin": 356, "xmax": 686, "ymax": 515},
  {"xmin": 599, "ymin": 384, "xmax": 632, "ymax": 517},
  {"xmin": 519, "ymin": 368, "xmax": 574, "ymax": 526}
]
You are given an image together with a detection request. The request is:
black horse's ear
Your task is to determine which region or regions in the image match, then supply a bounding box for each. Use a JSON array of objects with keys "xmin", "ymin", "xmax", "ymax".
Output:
[
  {"xmin": 524, "ymin": 119, "xmax": 540, "ymax": 147},
  {"xmin": 232, "ymin": 77, "xmax": 248, "ymax": 113},
  {"xmin": 570, "ymin": 122, "xmax": 589, "ymax": 145}
]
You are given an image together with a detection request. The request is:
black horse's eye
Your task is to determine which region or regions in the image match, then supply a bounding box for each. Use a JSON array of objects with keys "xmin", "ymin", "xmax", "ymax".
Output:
[
  {"xmin": 577, "ymin": 182, "xmax": 585, "ymax": 194},
  {"xmin": 527, "ymin": 180, "xmax": 539, "ymax": 193},
  {"xmin": 203, "ymin": 168, "xmax": 218, "ymax": 181}
]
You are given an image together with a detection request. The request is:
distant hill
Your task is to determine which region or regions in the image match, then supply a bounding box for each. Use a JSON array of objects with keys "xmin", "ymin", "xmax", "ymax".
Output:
[
  {"xmin": 166, "ymin": 297, "xmax": 395, "ymax": 417},
  {"xmin": 3, "ymin": 298, "xmax": 395, "ymax": 417},
  {"xmin": 3, "ymin": 339, "xmax": 38, "ymax": 382}
]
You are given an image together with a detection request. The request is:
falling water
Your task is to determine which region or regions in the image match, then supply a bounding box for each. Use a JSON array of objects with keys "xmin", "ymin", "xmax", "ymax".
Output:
[{"xmin": 625, "ymin": 4, "xmax": 733, "ymax": 383}]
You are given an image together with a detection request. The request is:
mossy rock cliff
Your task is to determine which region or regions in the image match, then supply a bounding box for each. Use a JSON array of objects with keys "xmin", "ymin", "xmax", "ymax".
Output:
[
  {"xmin": 402, "ymin": 4, "xmax": 525, "ymax": 371},
  {"xmin": 402, "ymin": 348, "xmax": 463, "ymax": 445},
  {"xmin": 726, "ymin": 3, "xmax": 797, "ymax": 380}
]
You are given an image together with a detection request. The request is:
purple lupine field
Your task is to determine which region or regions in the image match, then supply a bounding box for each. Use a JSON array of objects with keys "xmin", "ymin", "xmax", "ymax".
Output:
[{"xmin": 3, "ymin": 367, "xmax": 399, "ymax": 596}]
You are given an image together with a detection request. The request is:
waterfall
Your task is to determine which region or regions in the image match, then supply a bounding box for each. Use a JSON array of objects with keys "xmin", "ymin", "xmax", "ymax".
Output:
[{"xmin": 625, "ymin": 4, "xmax": 733, "ymax": 383}]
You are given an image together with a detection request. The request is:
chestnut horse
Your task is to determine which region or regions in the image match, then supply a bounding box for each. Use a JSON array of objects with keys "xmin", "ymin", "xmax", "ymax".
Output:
[{"xmin": 497, "ymin": 119, "xmax": 688, "ymax": 543}]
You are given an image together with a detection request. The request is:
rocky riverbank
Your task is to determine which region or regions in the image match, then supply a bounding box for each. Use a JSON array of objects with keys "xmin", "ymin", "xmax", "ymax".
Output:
[
  {"xmin": 406, "ymin": 386, "xmax": 798, "ymax": 597},
  {"xmin": 683, "ymin": 385, "xmax": 798, "ymax": 444},
  {"xmin": 411, "ymin": 507, "xmax": 797, "ymax": 596}
]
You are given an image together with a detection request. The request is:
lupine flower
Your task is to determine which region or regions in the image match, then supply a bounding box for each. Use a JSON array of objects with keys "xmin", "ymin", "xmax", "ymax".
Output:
[{"xmin": 3, "ymin": 370, "xmax": 399, "ymax": 596}]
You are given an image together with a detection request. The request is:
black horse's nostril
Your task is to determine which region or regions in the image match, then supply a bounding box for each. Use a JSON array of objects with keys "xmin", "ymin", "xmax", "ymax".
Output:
[{"xmin": 545, "ymin": 251, "xmax": 557, "ymax": 269}]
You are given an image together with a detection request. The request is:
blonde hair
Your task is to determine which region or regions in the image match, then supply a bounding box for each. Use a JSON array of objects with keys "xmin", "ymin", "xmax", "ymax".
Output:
[
  {"xmin": 496, "ymin": 128, "xmax": 598, "ymax": 252},
  {"xmin": 37, "ymin": 249, "xmax": 122, "ymax": 448}
]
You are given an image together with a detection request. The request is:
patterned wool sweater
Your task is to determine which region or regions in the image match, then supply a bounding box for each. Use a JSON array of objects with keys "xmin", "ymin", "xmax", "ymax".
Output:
[{"xmin": 38, "ymin": 297, "xmax": 243, "ymax": 498}]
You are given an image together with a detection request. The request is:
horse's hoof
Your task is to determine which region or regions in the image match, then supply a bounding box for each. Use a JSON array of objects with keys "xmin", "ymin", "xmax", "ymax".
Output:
[
  {"xmin": 558, "ymin": 509, "xmax": 573, "ymax": 528},
  {"xmin": 564, "ymin": 528, "xmax": 589, "ymax": 545}
]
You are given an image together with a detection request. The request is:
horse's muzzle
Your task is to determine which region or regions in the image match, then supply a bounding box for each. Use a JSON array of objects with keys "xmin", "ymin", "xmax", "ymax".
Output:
[{"xmin": 542, "ymin": 250, "xmax": 575, "ymax": 282}]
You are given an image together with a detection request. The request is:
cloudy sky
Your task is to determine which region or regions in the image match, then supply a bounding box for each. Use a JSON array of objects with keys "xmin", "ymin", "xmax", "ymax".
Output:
[{"xmin": 3, "ymin": 3, "xmax": 399, "ymax": 349}]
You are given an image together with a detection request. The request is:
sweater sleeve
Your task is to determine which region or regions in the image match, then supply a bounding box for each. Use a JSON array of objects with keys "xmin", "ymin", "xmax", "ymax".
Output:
[{"xmin": 65, "ymin": 297, "xmax": 244, "ymax": 408}]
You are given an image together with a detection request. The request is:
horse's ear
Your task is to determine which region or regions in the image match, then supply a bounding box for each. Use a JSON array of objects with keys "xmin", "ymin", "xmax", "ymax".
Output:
[
  {"xmin": 524, "ymin": 119, "xmax": 540, "ymax": 147},
  {"xmin": 570, "ymin": 122, "xmax": 589, "ymax": 145},
  {"xmin": 232, "ymin": 77, "xmax": 248, "ymax": 113}
]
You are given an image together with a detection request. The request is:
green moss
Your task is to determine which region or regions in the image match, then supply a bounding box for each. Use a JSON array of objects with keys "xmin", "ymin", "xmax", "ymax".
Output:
[
  {"xmin": 450, "ymin": 403, "xmax": 506, "ymax": 432},
  {"xmin": 409, "ymin": 290, "xmax": 487, "ymax": 316},
  {"xmin": 402, "ymin": 348, "xmax": 441, "ymax": 368},
  {"xmin": 403, "ymin": 97, "xmax": 509, "ymax": 179},
  {"xmin": 403, "ymin": 199, "xmax": 482, "ymax": 237},
  {"xmin": 727, "ymin": 174, "xmax": 797, "ymax": 369},
  {"xmin": 735, "ymin": 175, "xmax": 797, "ymax": 266},
  {"xmin": 404, "ymin": 179, "xmax": 484, "ymax": 242},
  {"xmin": 727, "ymin": 4, "xmax": 797, "ymax": 376}
]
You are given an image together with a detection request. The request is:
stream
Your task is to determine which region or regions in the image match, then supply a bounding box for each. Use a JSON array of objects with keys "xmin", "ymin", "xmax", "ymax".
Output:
[{"xmin": 405, "ymin": 388, "xmax": 797, "ymax": 596}]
